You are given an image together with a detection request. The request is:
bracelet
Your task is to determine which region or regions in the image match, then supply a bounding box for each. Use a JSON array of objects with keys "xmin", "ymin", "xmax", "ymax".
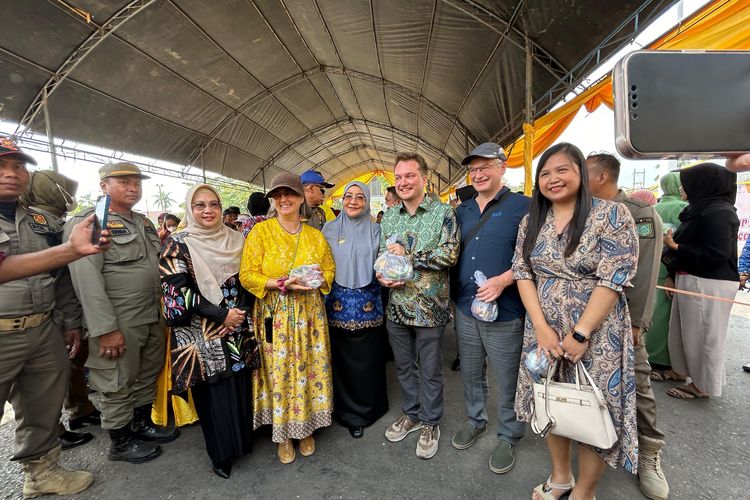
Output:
[{"xmin": 277, "ymin": 277, "xmax": 287, "ymax": 295}]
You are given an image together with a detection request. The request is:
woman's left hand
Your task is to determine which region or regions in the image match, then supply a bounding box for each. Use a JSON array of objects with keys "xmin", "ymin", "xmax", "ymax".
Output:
[
  {"xmin": 561, "ymin": 333, "xmax": 589, "ymax": 363},
  {"xmin": 285, "ymin": 276, "xmax": 313, "ymax": 292}
]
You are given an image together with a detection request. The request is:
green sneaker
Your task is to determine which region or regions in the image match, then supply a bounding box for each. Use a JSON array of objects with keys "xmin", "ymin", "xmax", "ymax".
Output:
[
  {"xmin": 489, "ymin": 440, "xmax": 515, "ymax": 474},
  {"xmin": 451, "ymin": 423, "xmax": 487, "ymax": 450}
]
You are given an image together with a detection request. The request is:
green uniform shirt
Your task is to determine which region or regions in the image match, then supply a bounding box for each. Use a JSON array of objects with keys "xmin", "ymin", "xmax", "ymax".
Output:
[
  {"xmin": 64, "ymin": 208, "xmax": 161, "ymax": 337},
  {"xmin": 0, "ymin": 204, "xmax": 81, "ymax": 330},
  {"xmin": 615, "ymin": 190, "xmax": 663, "ymax": 330},
  {"xmin": 379, "ymin": 195, "xmax": 460, "ymax": 328}
]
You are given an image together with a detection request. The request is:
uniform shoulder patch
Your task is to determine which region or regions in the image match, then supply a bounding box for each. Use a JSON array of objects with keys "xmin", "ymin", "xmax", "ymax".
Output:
[
  {"xmin": 635, "ymin": 217, "xmax": 655, "ymax": 238},
  {"xmin": 32, "ymin": 213, "xmax": 48, "ymax": 225}
]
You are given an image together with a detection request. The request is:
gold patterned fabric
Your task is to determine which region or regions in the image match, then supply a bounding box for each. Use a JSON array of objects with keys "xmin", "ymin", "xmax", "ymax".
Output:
[{"xmin": 239, "ymin": 219, "xmax": 335, "ymax": 442}]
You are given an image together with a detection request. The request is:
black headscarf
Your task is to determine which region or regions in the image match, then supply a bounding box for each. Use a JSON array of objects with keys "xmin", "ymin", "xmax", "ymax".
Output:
[
  {"xmin": 678, "ymin": 162, "xmax": 736, "ymax": 223},
  {"xmin": 246, "ymin": 191, "xmax": 270, "ymax": 216}
]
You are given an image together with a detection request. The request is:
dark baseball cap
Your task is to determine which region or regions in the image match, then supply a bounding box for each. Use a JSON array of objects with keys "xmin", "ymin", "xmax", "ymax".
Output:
[
  {"xmin": 223, "ymin": 206, "xmax": 240, "ymax": 216},
  {"xmin": 461, "ymin": 142, "xmax": 507, "ymax": 165},
  {"xmin": 300, "ymin": 170, "xmax": 334, "ymax": 188},
  {"xmin": 0, "ymin": 136, "xmax": 37, "ymax": 165}
]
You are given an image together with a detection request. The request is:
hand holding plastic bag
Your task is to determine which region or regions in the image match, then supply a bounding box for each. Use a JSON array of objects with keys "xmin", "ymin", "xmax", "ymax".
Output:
[
  {"xmin": 289, "ymin": 264, "xmax": 324, "ymax": 289},
  {"xmin": 470, "ymin": 271, "xmax": 498, "ymax": 322},
  {"xmin": 525, "ymin": 347, "xmax": 551, "ymax": 383},
  {"xmin": 374, "ymin": 235, "xmax": 414, "ymax": 281}
]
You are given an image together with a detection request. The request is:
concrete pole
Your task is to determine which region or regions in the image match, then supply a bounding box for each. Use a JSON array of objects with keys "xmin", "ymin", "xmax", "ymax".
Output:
[{"xmin": 42, "ymin": 88, "xmax": 59, "ymax": 172}]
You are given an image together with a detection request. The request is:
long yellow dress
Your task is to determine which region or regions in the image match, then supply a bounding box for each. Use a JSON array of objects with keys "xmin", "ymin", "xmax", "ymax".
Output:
[{"xmin": 239, "ymin": 219, "xmax": 335, "ymax": 443}]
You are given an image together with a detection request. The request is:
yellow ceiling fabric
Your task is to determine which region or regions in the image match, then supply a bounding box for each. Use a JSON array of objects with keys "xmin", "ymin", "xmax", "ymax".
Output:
[{"xmin": 502, "ymin": 0, "xmax": 750, "ymax": 191}]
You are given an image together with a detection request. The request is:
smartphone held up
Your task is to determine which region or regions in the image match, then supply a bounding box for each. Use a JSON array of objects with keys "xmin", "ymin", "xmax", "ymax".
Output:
[
  {"xmin": 92, "ymin": 195, "xmax": 110, "ymax": 245},
  {"xmin": 614, "ymin": 50, "xmax": 750, "ymax": 160}
]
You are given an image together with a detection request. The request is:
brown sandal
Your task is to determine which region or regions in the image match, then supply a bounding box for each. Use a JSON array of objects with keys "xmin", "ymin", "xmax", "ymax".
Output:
[
  {"xmin": 666, "ymin": 384, "xmax": 708, "ymax": 400},
  {"xmin": 650, "ymin": 369, "xmax": 687, "ymax": 382}
]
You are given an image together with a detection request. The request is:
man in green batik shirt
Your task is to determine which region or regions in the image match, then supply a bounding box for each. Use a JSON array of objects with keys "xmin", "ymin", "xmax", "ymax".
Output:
[{"xmin": 377, "ymin": 152, "xmax": 459, "ymax": 461}]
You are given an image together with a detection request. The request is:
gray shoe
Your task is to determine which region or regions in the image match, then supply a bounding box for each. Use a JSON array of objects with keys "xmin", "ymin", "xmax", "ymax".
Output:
[
  {"xmin": 416, "ymin": 425, "xmax": 440, "ymax": 460},
  {"xmin": 451, "ymin": 422, "xmax": 487, "ymax": 450},
  {"xmin": 489, "ymin": 440, "xmax": 515, "ymax": 474},
  {"xmin": 385, "ymin": 414, "xmax": 423, "ymax": 443}
]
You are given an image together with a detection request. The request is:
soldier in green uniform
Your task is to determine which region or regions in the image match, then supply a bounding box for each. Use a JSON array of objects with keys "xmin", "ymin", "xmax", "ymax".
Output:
[
  {"xmin": 587, "ymin": 153, "xmax": 668, "ymax": 500},
  {"xmin": 65, "ymin": 162, "xmax": 178, "ymax": 464},
  {"xmin": 0, "ymin": 137, "xmax": 94, "ymax": 498}
]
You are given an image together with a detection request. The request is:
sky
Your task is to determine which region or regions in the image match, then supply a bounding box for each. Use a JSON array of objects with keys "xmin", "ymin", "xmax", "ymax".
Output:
[{"xmin": 1, "ymin": 0, "xmax": 713, "ymax": 216}]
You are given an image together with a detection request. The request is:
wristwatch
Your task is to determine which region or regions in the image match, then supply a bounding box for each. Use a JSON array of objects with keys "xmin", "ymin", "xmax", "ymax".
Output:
[{"xmin": 572, "ymin": 330, "xmax": 589, "ymax": 343}]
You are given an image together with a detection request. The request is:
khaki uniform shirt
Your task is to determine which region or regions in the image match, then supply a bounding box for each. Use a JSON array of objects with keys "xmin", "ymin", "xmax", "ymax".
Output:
[
  {"xmin": 616, "ymin": 190, "xmax": 663, "ymax": 330},
  {"xmin": 0, "ymin": 204, "xmax": 81, "ymax": 330},
  {"xmin": 64, "ymin": 208, "xmax": 161, "ymax": 337}
]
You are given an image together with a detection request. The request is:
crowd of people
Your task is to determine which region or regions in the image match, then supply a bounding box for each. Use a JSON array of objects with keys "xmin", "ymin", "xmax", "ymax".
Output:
[{"xmin": 1, "ymin": 132, "xmax": 748, "ymax": 499}]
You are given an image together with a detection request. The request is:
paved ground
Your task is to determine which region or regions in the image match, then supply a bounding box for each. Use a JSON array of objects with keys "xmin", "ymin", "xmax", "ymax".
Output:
[{"xmin": 2, "ymin": 297, "xmax": 749, "ymax": 499}]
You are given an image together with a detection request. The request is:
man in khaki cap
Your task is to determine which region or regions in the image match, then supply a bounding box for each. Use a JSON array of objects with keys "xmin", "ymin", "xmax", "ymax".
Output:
[
  {"xmin": 65, "ymin": 162, "xmax": 179, "ymax": 464},
  {"xmin": 0, "ymin": 136, "xmax": 95, "ymax": 498}
]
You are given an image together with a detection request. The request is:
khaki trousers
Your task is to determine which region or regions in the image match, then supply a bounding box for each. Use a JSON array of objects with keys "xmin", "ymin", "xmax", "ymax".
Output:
[
  {"xmin": 634, "ymin": 336, "xmax": 665, "ymax": 443},
  {"xmin": 0, "ymin": 318, "xmax": 69, "ymax": 462},
  {"xmin": 86, "ymin": 322, "xmax": 165, "ymax": 430}
]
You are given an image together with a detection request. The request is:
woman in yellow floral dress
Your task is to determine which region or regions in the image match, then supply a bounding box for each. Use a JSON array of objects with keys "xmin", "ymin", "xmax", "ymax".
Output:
[{"xmin": 239, "ymin": 172, "xmax": 335, "ymax": 464}]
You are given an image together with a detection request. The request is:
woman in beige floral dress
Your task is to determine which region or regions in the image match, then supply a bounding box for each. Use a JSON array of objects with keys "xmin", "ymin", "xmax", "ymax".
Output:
[{"xmin": 512, "ymin": 143, "xmax": 638, "ymax": 500}]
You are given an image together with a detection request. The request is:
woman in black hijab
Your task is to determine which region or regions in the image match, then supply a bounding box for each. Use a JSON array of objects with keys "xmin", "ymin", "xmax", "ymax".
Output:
[{"xmin": 662, "ymin": 163, "xmax": 739, "ymax": 399}]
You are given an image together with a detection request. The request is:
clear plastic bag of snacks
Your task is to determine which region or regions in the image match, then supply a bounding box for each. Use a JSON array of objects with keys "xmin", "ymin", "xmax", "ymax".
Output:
[
  {"xmin": 373, "ymin": 235, "xmax": 414, "ymax": 281},
  {"xmin": 525, "ymin": 348, "xmax": 551, "ymax": 382},
  {"xmin": 470, "ymin": 270, "xmax": 498, "ymax": 322},
  {"xmin": 289, "ymin": 264, "xmax": 324, "ymax": 289}
]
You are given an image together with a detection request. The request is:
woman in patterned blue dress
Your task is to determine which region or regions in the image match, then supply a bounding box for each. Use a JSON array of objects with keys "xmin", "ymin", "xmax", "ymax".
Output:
[
  {"xmin": 511, "ymin": 143, "xmax": 639, "ymax": 500},
  {"xmin": 322, "ymin": 181, "xmax": 388, "ymax": 439}
]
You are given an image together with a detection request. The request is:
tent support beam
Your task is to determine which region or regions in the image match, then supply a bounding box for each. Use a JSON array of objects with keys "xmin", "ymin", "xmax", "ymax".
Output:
[
  {"xmin": 16, "ymin": 135, "xmax": 255, "ymax": 191},
  {"xmin": 439, "ymin": 0, "xmax": 568, "ymax": 80},
  {"xmin": 41, "ymin": 88, "xmax": 58, "ymax": 173},
  {"xmin": 13, "ymin": 0, "xmax": 156, "ymax": 138}
]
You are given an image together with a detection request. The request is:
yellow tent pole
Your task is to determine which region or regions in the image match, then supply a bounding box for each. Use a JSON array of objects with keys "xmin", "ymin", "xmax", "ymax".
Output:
[{"xmin": 522, "ymin": 123, "xmax": 534, "ymax": 196}]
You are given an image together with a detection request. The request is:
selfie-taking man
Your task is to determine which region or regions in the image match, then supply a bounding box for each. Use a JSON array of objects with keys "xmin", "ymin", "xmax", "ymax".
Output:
[{"xmin": 0, "ymin": 137, "xmax": 95, "ymax": 497}]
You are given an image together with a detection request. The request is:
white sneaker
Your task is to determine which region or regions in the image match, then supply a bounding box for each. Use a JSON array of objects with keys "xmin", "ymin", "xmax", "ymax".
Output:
[{"xmin": 416, "ymin": 424, "xmax": 440, "ymax": 459}]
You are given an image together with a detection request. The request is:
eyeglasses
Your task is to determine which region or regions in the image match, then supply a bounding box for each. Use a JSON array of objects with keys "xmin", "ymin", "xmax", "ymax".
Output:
[
  {"xmin": 343, "ymin": 194, "xmax": 366, "ymax": 202},
  {"xmin": 468, "ymin": 166, "xmax": 494, "ymax": 177},
  {"xmin": 191, "ymin": 201, "xmax": 221, "ymax": 211}
]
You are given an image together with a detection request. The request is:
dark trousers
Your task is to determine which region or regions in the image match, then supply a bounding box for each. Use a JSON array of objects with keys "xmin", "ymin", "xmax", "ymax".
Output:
[{"xmin": 386, "ymin": 319, "xmax": 445, "ymax": 426}]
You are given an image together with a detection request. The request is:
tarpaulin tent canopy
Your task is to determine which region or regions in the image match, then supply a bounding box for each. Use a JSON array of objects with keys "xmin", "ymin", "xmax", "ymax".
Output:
[{"xmin": 0, "ymin": 0, "xmax": 678, "ymax": 191}]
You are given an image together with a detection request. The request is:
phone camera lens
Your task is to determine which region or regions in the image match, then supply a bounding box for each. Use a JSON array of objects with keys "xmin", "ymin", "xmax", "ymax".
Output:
[
  {"xmin": 631, "ymin": 113, "xmax": 638, "ymax": 120},
  {"xmin": 631, "ymin": 93, "xmax": 638, "ymax": 100},
  {"xmin": 630, "ymin": 85, "xmax": 638, "ymax": 92},
  {"xmin": 631, "ymin": 102, "xmax": 638, "ymax": 109}
]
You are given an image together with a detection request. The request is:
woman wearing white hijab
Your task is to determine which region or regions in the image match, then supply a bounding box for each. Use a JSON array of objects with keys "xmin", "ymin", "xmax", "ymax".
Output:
[
  {"xmin": 160, "ymin": 184, "xmax": 258, "ymax": 479},
  {"xmin": 322, "ymin": 181, "xmax": 388, "ymax": 439}
]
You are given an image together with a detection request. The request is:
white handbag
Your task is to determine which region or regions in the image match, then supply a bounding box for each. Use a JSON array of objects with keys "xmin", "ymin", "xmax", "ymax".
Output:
[{"xmin": 530, "ymin": 361, "xmax": 618, "ymax": 449}]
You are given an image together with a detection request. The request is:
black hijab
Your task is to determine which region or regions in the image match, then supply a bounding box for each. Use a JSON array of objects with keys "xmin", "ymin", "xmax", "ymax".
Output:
[{"xmin": 678, "ymin": 162, "xmax": 736, "ymax": 223}]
